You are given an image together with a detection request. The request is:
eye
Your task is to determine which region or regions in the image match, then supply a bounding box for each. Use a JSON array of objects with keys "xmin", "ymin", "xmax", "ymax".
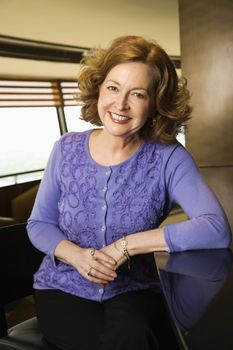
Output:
[
  {"xmin": 107, "ymin": 85, "xmax": 118, "ymax": 92},
  {"xmin": 132, "ymin": 92, "xmax": 146, "ymax": 99}
]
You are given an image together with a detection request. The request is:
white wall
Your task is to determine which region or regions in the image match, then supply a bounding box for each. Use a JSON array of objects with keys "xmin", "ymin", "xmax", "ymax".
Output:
[{"xmin": 0, "ymin": 0, "xmax": 180, "ymax": 79}]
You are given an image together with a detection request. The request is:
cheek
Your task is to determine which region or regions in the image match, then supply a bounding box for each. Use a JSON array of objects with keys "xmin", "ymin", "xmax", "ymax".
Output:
[
  {"xmin": 97, "ymin": 90, "xmax": 104, "ymax": 109},
  {"xmin": 98, "ymin": 92, "xmax": 113, "ymax": 111},
  {"xmin": 97, "ymin": 95, "xmax": 108, "ymax": 119}
]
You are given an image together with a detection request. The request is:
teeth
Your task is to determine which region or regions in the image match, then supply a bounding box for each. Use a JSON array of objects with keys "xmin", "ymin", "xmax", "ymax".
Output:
[{"xmin": 111, "ymin": 113, "xmax": 130, "ymax": 121}]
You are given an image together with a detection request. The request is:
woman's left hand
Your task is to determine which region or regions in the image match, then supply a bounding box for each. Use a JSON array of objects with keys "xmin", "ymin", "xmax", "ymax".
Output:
[{"xmin": 100, "ymin": 241, "xmax": 127, "ymax": 270}]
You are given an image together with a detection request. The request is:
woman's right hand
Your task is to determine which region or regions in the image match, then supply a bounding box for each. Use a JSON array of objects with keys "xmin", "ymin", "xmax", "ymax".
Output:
[{"xmin": 54, "ymin": 240, "xmax": 117, "ymax": 284}]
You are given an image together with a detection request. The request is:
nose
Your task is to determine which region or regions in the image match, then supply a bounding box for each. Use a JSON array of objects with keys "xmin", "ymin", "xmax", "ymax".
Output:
[{"xmin": 115, "ymin": 92, "xmax": 130, "ymax": 111}]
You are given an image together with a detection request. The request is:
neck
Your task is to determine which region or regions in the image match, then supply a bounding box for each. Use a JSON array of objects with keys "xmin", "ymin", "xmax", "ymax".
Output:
[
  {"xmin": 89, "ymin": 129, "xmax": 143, "ymax": 166},
  {"xmin": 97, "ymin": 129, "xmax": 142, "ymax": 152}
]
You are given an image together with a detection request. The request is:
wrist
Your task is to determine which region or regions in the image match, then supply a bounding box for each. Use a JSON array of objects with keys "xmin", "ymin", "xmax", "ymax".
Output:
[
  {"xmin": 113, "ymin": 240, "xmax": 124, "ymax": 258},
  {"xmin": 115, "ymin": 236, "xmax": 131, "ymax": 269},
  {"xmin": 55, "ymin": 240, "xmax": 82, "ymax": 266}
]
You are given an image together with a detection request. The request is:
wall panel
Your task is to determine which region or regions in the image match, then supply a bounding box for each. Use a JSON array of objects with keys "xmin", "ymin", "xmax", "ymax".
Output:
[{"xmin": 179, "ymin": 0, "xmax": 233, "ymax": 232}]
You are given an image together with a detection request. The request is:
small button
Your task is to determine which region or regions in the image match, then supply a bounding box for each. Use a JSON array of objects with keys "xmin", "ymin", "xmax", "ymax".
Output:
[
  {"xmin": 102, "ymin": 186, "xmax": 107, "ymax": 192},
  {"xmin": 101, "ymin": 225, "xmax": 106, "ymax": 231},
  {"xmin": 101, "ymin": 204, "xmax": 107, "ymax": 210},
  {"xmin": 105, "ymin": 170, "xmax": 111, "ymax": 175},
  {"xmin": 102, "ymin": 243, "xmax": 106, "ymax": 248},
  {"xmin": 98, "ymin": 288, "xmax": 104, "ymax": 294}
]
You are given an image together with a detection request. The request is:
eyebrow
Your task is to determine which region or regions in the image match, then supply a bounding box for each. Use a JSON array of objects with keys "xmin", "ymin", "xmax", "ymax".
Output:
[{"xmin": 105, "ymin": 80, "xmax": 149, "ymax": 92}]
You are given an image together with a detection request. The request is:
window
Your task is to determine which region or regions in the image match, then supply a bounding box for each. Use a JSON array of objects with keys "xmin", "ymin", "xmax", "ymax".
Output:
[
  {"xmin": 0, "ymin": 79, "xmax": 87, "ymax": 187},
  {"xmin": 176, "ymin": 128, "xmax": 185, "ymax": 146},
  {"xmin": 64, "ymin": 106, "xmax": 96, "ymax": 132},
  {"xmin": 0, "ymin": 107, "xmax": 60, "ymax": 177}
]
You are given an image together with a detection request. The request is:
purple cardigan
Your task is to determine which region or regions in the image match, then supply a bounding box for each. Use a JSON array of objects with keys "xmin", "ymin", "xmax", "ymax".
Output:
[{"xmin": 27, "ymin": 130, "xmax": 231, "ymax": 301}]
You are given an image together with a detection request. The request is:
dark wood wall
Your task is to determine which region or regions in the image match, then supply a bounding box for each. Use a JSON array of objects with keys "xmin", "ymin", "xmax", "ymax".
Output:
[{"xmin": 179, "ymin": 0, "xmax": 233, "ymax": 232}]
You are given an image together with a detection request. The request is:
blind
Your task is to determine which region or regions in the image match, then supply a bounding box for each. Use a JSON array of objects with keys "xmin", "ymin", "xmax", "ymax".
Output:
[{"xmin": 0, "ymin": 80, "xmax": 78, "ymax": 107}]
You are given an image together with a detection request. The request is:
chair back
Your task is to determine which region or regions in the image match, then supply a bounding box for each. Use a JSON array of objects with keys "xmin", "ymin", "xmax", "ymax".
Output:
[{"xmin": 0, "ymin": 223, "xmax": 44, "ymax": 337}]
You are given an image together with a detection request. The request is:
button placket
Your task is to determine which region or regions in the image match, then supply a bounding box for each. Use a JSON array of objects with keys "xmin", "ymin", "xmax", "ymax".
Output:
[{"xmin": 100, "ymin": 167, "xmax": 111, "ymax": 251}]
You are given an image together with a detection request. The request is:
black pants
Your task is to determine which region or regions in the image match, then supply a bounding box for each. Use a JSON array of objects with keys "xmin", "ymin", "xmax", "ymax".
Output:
[{"xmin": 35, "ymin": 289, "xmax": 177, "ymax": 350}]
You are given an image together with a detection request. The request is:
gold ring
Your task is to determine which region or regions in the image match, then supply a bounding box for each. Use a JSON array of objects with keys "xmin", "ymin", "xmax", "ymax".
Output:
[
  {"xmin": 90, "ymin": 248, "xmax": 95, "ymax": 257},
  {"xmin": 87, "ymin": 267, "xmax": 92, "ymax": 277}
]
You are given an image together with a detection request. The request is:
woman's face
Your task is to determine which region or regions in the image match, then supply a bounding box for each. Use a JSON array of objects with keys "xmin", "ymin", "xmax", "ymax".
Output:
[{"xmin": 97, "ymin": 62, "xmax": 154, "ymax": 140}]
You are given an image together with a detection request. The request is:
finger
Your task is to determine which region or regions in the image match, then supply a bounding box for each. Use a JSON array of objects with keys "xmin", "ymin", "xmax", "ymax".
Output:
[
  {"xmin": 97, "ymin": 258, "xmax": 117, "ymax": 269},
  {"xmin": 88, "ymin": 276, "xmax": 109, "ymax": 284},
  {"xmin": 89, "ymin": 268, "xmax": 116, "ymax": 281},
  {"xmin": 91, "ymin": 260, "xmax": 117, "ymax": 278},
  {"xmin": 80, "ymin": 267, "xmax": 110, "ymax": 284},
  {"xmin": 94, "ymin": 250, "xmax": 116, "ymax": 266}
]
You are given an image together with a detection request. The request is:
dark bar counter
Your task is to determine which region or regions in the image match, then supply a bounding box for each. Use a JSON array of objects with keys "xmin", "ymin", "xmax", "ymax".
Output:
[{"xmin": 155, "ymin": 248, "xmax": 233, "ymax": 350}]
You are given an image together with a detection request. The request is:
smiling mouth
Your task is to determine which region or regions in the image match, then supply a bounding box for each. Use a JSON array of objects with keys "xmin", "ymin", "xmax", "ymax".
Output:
[{"xmin": 110, "ymin": 112, "xmax": 131, "ymax": 123}]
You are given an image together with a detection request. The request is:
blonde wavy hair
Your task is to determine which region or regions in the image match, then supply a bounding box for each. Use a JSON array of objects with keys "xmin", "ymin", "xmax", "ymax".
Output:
[{"xmin": 77, "ymin": 35, "xmax": 192, "ymax": 144}]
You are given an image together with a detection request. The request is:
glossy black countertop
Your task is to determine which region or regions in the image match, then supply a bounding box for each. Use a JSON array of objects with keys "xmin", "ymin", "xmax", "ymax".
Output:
[{"xmin": 155, "ymin": 248, "xmax": 233, "ymax": 350}]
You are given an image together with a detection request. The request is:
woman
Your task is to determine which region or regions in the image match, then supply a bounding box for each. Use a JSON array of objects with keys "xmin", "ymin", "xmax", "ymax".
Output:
[{"xmin": 27, "ymin": 35, "xmax": 231, "ymax": 350}]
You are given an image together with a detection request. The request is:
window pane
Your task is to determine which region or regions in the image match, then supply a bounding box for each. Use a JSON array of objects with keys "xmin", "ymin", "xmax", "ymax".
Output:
[
  {"xmin": 64, "ymin": 106, "xmax": 96, "ymax": 132},
  {"xmin": 0, "ymin": 107, "xmax": 60, "ymax": 177},
  {"xmin": 177, "ymin": 131, "xmax": 185, "ymax": 146}
]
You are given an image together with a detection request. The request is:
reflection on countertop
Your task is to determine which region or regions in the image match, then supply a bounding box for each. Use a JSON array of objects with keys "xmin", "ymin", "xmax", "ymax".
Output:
[{"xmin": 155, "ymin": 249, "xmax": 233, "ymax": 350}]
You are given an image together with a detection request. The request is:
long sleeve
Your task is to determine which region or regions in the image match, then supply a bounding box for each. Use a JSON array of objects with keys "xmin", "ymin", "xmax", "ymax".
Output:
[
  {"xmin": 163, "ymin": 145, "xmax": 232, "ymax": 252},
  {"xmin": 27, "ymin": 140, "xmax": 67, "ymax": 257}
]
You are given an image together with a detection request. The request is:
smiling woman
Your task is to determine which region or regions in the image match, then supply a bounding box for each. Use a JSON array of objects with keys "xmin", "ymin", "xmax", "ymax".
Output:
[{"xmin": 27, "ymin": 35, "xmax": 231, "ymax": 350}]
